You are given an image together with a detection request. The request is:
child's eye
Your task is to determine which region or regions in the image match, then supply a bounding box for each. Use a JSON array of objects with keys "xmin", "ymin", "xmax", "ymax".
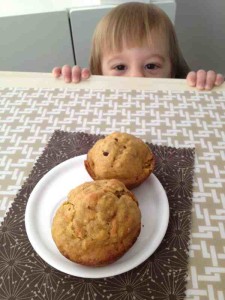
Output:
[
  {"xmin": 145, "ymin": 63, "xmax": 158, "ymax": 70},
  {"xmin": 115, "ymin": 65, "xmax": 126, "ymax": 71}
]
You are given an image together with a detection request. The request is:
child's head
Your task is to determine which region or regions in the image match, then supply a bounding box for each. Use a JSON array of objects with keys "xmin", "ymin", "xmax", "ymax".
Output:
[{"xmin": 90, "ymin": 2, "xmax": 189, "ymax": 79}]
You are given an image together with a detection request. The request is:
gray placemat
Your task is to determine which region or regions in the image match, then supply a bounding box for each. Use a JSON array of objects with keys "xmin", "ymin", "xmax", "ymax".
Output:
[{"xmin": 0, "ymin": 130, "xmax": 195, "ymax": 299}]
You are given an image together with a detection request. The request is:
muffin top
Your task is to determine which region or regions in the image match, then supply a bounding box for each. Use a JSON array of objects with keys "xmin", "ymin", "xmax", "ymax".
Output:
[
  {"xmin": 85, "ymin": 132, "xmax": 154, "ymax": 189},
  {"xmin": 52, "ymin": 179, "xmax": 141, "ymax": 266}
]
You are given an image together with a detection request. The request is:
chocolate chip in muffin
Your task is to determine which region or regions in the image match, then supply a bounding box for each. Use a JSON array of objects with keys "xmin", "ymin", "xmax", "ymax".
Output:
[{"xmin": 84, "ymin": 132, "xmax": 155, "ymax": 189}]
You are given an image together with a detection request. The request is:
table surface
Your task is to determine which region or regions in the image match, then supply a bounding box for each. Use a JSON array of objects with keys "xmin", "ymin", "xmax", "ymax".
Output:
[{"xmin": 0, "ymin": 71, "xmax": 225, "ymax": 300}]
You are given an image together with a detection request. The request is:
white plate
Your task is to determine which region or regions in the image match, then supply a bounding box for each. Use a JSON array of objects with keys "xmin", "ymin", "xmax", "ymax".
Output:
[{"xmin": 25, "ymin": 154, "xmax": 169, "ymax": 278}]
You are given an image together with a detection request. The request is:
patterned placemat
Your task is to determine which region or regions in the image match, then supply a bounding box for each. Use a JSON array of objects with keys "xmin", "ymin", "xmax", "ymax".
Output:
[{"xmin": 0, "ymin": 130, "xmax": 195, "ymax": 299}]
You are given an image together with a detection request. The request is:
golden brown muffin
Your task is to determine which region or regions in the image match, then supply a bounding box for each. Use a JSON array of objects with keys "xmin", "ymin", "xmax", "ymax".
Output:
[
  {"xmin": 84, "ymin": 132, "xmax": 155, "ymax": 189},
  {"xmin": 52, "ymin": 179, "xmax": 141, "ymax": 266}
]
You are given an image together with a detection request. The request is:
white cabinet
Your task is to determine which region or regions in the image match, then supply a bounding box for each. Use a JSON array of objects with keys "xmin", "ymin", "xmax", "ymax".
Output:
[{"xmin": 0, "ymin": 11, "xmax": 74, "ymax": 72}]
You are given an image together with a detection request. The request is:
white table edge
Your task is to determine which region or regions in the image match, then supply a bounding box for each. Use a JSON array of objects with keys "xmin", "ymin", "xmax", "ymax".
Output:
[{"xmin": 1, "ymin": 71, "xmax": 224, "ymax": 92}]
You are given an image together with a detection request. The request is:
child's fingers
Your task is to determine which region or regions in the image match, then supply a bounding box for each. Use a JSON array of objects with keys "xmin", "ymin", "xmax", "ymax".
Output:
[
  {"xmin": 72, "ymin": 66, "xmax": 82, "ymax": 83},
  {"xmin": 52, "ymin": 65, "xmax": 90, "ymax": 83},
  {"xmin": 215, "ymin": 73, "xmax": 225, "ymax": 86},
  {"xmin": 196, "ymin": 70, "xmax": 206, "ymax": 90},
  {"xmin": 186, "ymin": 71, "xmax": 196, "ymax": 87},
  {"xmin": 52, "ymin": 67, "xmax": 62, "ymax": 78},
  {"xmin": 187, "ymin": 70, "xmax": 224, "ymax": 90},
  {"xmin": 205, "ymin": 70, "xmax": 216, "ymax": 90},
  {"xmin": 62, "ymin": 65, "xmax": 72, "ymax": 83},
  {"xmin": 81, "ymin": 68, "xmax": 91, "ymax": 79}
]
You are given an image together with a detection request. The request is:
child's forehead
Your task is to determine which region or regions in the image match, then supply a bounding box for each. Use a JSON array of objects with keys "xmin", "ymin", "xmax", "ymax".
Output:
[{"xmin": 103, "ymin": 29, "xmax": 169, "ymax": 54}]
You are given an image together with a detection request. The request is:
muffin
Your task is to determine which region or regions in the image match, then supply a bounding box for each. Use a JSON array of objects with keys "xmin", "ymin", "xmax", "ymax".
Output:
[
  {"xmin": 52, "ymin": 179, "xmax": 141, "ymax": 266},
  {"xmin": 84, "ymin": 132, "xmax": 155, "ymax": 189}
]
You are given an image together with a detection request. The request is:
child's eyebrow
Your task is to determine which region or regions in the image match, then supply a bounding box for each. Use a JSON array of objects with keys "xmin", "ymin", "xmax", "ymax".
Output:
[
  {"xmin": 107, "ymin": 54, "xmax": 166, "ymax": 64},
  {"xmin": 149, "ymin": 54, "xmax": 166, "ymax": 62},
  {"xmin": 107, "ymin": 57, "xmax": 124, "ymax": 63}
]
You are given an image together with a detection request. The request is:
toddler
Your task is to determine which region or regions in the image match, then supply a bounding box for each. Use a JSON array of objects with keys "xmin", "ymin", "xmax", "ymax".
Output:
[{"xmin": 53, "ymin": 2, "xmax": 224, "ymax": 90}]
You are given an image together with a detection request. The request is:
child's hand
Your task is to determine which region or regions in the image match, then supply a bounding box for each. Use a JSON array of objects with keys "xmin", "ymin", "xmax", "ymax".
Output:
[
  {"xmin": 52, "ymin": 65, "xmax": 91, "ymax": 83},
  {"xmin": 186, "ymin": 70, "xmax": 224, "ymax": 90}
]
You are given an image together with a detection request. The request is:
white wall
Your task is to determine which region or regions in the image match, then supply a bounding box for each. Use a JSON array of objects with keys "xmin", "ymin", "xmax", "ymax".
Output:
[{"xmin": 175, "ymin": 0, "xmax": 225, "ymax": 75}]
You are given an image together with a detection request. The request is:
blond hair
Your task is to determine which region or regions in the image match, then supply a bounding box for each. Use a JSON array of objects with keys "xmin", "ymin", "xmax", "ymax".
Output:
[{"xmin": 89, "ymin": 2, "xmax": 190, "ymax": 78}]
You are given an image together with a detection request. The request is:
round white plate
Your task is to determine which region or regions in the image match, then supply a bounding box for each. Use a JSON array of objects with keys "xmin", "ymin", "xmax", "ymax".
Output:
[{"xmin": 25, "ymin": 154, "xmax": 169, "ymax": 278}]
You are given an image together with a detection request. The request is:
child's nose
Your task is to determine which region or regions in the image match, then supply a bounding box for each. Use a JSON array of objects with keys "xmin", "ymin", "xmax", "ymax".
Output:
[{"xmin": 127, "ymin": 68, "xmax": 145, "ymax": 78}]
